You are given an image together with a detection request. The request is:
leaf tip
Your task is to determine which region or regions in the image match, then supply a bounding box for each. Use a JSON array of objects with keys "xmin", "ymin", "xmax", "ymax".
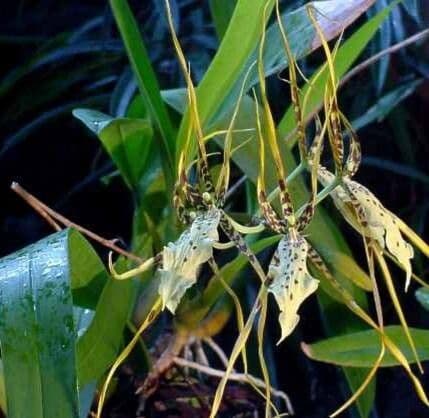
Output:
[{"xmin": 300, "ymin": 341, "xmax": 313, "ymax": 358}]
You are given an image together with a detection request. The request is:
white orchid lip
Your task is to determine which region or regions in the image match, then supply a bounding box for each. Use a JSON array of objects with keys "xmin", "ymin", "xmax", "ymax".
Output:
[
  {"xmin": 158, "ymin": 209, "xmax": 221, "ymax": 313},
  {"xmin": 267, "ymin": 234, "xmax": 319, "ymax": 343}
]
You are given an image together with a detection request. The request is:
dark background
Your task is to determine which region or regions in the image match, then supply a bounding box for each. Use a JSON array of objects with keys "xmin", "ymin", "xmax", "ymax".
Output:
[{"xmin": 1, "ymin": 1, "xmax": 429, "ymax": 417}]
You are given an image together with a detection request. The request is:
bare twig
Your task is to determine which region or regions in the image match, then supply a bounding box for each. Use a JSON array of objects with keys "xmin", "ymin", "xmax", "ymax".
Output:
[
  {"xmin": 11, "ymin": 182, "xmax": 143, "ymax": 263},
  {"xmin": 340, "ymin": 28, "xmax": 429, "ymax": 87}
]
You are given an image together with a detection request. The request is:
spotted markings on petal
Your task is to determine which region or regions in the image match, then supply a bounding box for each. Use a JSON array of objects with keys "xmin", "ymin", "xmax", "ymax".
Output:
[
  {"xmin": 267, "ymin": 234, "xmax": 319, "ymax": 343},
  {"xmin": 158, "ymin": 208, "xmax": 221, "ymax": 313}
]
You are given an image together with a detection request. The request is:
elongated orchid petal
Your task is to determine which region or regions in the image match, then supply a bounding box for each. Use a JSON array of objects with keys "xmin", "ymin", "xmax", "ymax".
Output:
[
  {"xmin": 268, "ymin": 235, "xmax": 319, "ymax": 343},
  {"xmin": 158, "ymin": 209, "xmax": 221, "ymax": 312}
]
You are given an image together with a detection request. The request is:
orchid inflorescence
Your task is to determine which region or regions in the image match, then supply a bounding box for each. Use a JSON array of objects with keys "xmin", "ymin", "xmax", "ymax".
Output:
[{"xmin": 97, "ymin": 1, "xmax": 429, "ymax": 417}]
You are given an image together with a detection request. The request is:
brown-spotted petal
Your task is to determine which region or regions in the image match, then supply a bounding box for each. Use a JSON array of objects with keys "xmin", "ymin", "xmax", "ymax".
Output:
[{"xmin": 267, "ymin": 234, "xmax": 319, "ymax": 343}]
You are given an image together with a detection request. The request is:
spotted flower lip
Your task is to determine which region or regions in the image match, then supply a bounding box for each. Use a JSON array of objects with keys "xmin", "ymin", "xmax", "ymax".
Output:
[
  {"xmin": 267, "ymin": 234, "xmax": 319, "ymax": 343},
  {"xmin": 158, "ymin": 208, "xmax": 221, "ymax": 313},
  {"xmin": 318, "ymin": 167, "xmax": 414, "ymax": 290}
]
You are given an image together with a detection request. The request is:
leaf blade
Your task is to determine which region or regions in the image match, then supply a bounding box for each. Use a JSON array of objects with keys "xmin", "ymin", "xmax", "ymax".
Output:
[
  {"xmin": 73, "ymin": 108, "xmax": 153, "ymax": 189},
  {"xmin": 0, "ymin": 230, "xmax": 79, "ymax": 418},
  {"xmin": 302, "ymin": 326, "xmax": 429, "ymax": 367}
]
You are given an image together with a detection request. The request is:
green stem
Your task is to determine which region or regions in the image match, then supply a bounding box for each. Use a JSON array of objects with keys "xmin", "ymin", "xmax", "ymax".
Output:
[
  {"xmin": 314, "ymin": 177, "xmax": 341, "ymax": 205},
  {"xmin": 295, "ymin": 176, "xmax": 341, "ymax": 218}
]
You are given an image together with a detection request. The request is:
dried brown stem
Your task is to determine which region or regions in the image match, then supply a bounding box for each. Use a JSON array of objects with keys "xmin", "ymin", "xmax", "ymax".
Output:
[
  {"xmin": 11, "ymin": 181, "xmax": 143, "ymax": 263},
  {"xmin": 136, "ymin": 331, "xmax": 190, "ymax": 398}
]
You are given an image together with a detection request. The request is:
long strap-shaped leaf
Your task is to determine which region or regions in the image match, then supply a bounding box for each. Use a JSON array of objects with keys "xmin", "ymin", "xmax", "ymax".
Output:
[
  {"xmin": 110, "ymin": 0, "xmax": 175, "ymax": 190},
  {"xmin": 303, "ymin": 326, "xmax": 429, "ymax": 368}
]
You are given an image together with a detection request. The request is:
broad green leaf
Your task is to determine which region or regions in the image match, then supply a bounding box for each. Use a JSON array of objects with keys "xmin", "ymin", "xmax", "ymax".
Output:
[
  {"xmin": 0, "ymin": 230, "xmax": 80, "ymax": 418},
  {"xmin": 73, "ymin": 108, "xmax": 153, "ymax": 189},
  {"xmin": 69, "ymin": 227, "xmax": 110, "ymax": 294},
  {"xmin": 352, "ymin": 79, "xmax": 422, "ymax": 131},
  {"xmin": 0, "ymin": 227, "xmax": 137, "ymax": 417},
  {"xmin": 416, "ymin": 288, "xmax": 429, "ymax": 311},
  {"xmin": 278, "ymin": 0, "xmax": 400, "ymax": 140},
  {"xmin": 302, "ymin": 326, "xmax": 429, "ymax": 367},
  {"xmin": 109, "ymin": 0, "xmax": 175, "ymax": 188}
]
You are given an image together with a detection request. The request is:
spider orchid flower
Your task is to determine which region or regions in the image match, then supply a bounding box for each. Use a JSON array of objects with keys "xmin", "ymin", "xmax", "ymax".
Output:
[
  {"xmin": 267, "ymin": 233, "xmax": 319, "ymax": 343},
  {"xmin": 158, "ymin": 208, "xmax": 221, "ymax": 313},
  {"xmin": 318, "ymin": 167, "xmax": 414, "ymax": 290}
]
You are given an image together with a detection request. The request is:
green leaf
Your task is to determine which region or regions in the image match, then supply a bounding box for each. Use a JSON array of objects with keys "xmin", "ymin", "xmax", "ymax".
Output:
[
  {"xmin": 0, "ymin": 229, "xmax": 80, "ymax": 418},
  {"xmin": 0, "ymin": 228, "xmax": 136, "ymax": 417},
  {"xmin": 161, "ymin": 89, "xmax": 188, "ymax": 115},
  {"xmin": 73, "ymin": 234, "xmax": 146, "ymax": 388},
  {"xmin": 109, "ymin": 0, "xmax": 175, "ymax": 188},
  {"xmin": 352, "ymin": 79, "xmax": 422, "ymax": 131},
  {"xmin": 278, "ymin": 0, "xmax": 401, "ymax": 139},
  {"xmin": 415, "ymin": 287, "xmax": 429, "ymax": 311},
  {"xmin": 76, "ymin": 273, "xmax": 136, "ymax": 387},
  {"xmin": 73, "ymin": 108, "xmax": 153, "ymax": 189},
  {"xmin": 302, "ymin": 326, "xmax": 429, "ymax": 367}
]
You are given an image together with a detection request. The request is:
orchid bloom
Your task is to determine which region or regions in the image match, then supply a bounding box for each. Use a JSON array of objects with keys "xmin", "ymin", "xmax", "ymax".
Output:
[{"xmin": 318, "ymin": 167, "xmax": 414, "ymax": 290}]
